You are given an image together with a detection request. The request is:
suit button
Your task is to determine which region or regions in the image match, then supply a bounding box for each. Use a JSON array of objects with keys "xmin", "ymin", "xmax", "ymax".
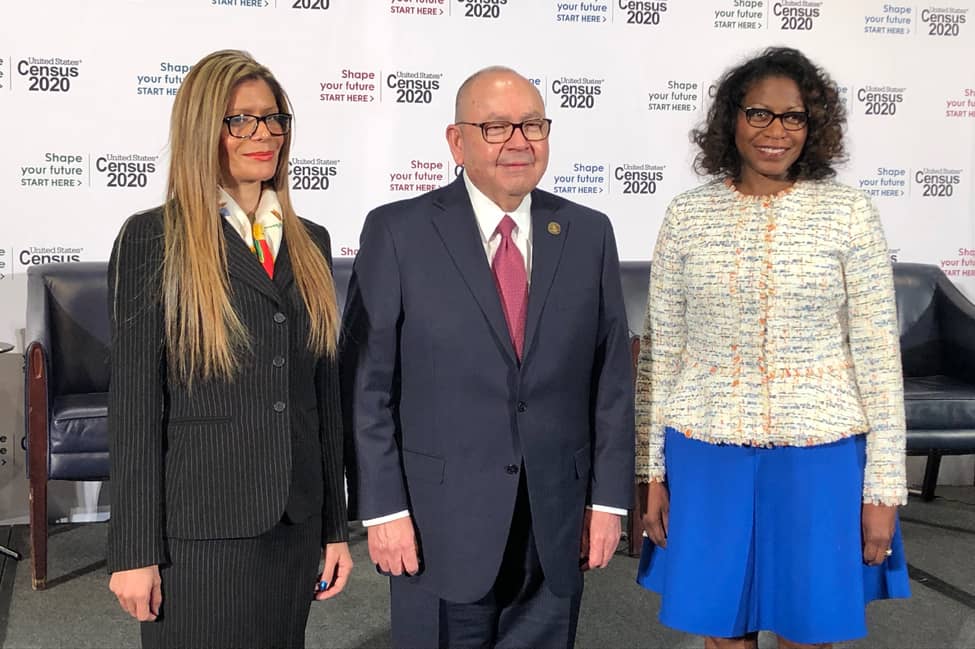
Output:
[
  {"xmin": 273, "ymin": 312, "xmax": 287, "ymax": 324},
  {"xmin": 505, "ymin": 464, "xmax": 520, "ymax": 474},
  {"xmin": 273, "ymin": 401, "xmax": 286, "ymax": 413},
  {"xmin": 517, "ymin": 402, "xmax": 527, "ymax": 413},
  {"xmin": 272, "ymin": 356, "xmax": 286, "ymax": 368}
]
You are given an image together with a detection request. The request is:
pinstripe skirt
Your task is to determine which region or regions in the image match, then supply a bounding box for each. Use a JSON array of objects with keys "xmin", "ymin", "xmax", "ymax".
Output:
[{"xmin": 141, "ymin": 516, "xmax": 322, "ymax": 649}]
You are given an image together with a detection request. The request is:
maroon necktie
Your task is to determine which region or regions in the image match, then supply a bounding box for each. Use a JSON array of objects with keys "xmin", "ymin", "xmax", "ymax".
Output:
[{"xmin": 492, "ymin": 215, "xmax": 528, "ymax": 360}]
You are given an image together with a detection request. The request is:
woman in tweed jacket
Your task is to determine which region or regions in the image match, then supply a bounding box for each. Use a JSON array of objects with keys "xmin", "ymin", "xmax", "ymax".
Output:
[{"xmin": 635, "ymin": 47, "xmax": 910, "ymax": 649}]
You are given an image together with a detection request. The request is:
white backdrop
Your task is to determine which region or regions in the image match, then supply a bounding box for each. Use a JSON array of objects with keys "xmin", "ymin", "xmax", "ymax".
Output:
[{"xmin": 1, "ymin": 0, "xmax": 973, "ymax": 520}]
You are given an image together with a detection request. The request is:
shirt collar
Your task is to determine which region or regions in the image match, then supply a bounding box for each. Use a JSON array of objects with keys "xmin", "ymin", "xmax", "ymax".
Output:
[
  {"xmin": 218, "ymin": 187, "xmax": 283, "ymax": 242},
  {"xmin": 462, "ymin": 171, "xmax": 532, "ymax": 242}
]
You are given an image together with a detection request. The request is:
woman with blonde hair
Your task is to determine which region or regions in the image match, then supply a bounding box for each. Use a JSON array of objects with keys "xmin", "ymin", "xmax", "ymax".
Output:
[{"xmin": 106, "ymin": 49, "xmax": 352, "ymax": 648}]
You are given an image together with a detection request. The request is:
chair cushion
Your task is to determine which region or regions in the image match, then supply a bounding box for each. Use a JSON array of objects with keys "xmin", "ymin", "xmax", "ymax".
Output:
[
  {"xmin": 50, "ymin": 452, "xmax": 110, "ymax": 481},
  {"xmin": 903, "ymin": 375, "xmax": 975, "ymax": 433},
  {"xmin": 907, "ymin": 429, "xmax": 975, "ymax": 453},
  {"xmin": 50, "ymin": 393, "xmax": 108, "ymax": 454}
]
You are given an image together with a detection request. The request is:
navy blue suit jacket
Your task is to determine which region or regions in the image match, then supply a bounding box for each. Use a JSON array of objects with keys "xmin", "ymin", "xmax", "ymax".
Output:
[{"xmin": 341, "ymin": 177, "xmax": 635, "ymax": 603}]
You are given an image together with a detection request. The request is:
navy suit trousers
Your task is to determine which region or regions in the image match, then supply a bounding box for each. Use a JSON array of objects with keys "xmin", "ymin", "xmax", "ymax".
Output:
[{"xmin": 390, "ymin": 470, "xmax": 583, "ymax": 649}]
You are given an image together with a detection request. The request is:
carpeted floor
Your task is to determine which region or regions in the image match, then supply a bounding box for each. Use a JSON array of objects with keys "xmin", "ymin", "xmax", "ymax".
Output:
[{"xmin": 0, "ymin": 487, "xmax": 972, "ymax": 648}]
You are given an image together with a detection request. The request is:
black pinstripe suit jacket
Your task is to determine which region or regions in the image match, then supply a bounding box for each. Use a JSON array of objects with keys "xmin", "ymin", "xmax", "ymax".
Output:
[{"xmin": 106, "ymin": 206, "xmax": 347, "ymax": 573}]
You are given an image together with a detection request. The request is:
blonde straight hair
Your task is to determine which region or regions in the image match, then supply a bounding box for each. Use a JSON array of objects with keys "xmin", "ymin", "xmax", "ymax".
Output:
[{"xmin": 163, "ymin": 49, "xmax": 338, "ymax": 384}]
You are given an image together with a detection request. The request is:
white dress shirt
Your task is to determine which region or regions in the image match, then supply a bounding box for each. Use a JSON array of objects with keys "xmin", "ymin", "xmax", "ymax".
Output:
[
  {"xmin": 464, "ymin": 171, "xmax": 533, "ymax": 282},
  {"xmin": 363, "ymin": 174, "xmax": 625, "ymax": 526}
]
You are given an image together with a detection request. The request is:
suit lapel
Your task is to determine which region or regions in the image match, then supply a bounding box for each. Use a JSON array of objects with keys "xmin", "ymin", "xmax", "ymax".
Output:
[
  {"xmin": 272, "ymin": 232, "xmax": 295, "ymax": 293},
  {"xmin": 523, "ymin": 191, "xmax": 568, "ymax": 359},
  {"xmin": 222, "ymin": 218, "xmax": 280, "ymax": 303},
  {"xmin": 430, "ymin": 178, "xmax": 518, "ymax": 365}
]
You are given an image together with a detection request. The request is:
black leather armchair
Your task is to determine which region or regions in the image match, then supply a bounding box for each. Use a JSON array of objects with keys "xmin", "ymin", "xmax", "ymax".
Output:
[
  {"xmin": 25, "ymin": 262, "xmax": 111, "ymax": 590},
  {"xmin": 895, "ymin": 263, "xmax": 975, "ymax": 500}
]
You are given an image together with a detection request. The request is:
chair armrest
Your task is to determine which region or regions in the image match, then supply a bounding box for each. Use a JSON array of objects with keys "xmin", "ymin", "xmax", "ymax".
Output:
[
  {"xmin": 24, "ymin": 265, "xmax": 53, "ymax": 474},
  {"xmin": 24, "ymin": 341, "xmax": 51, "ymax": 480},
  {"xmin": 25, "ymin": 266, "xmax": 52, "ymax": 357}
]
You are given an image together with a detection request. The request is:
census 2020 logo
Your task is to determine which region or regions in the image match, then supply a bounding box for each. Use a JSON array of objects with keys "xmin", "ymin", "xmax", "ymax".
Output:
[
  {"xmin": 387, "ymin": 71, "xmax": 443, "ymax": 104},
  {"xmin": 290, "ymin": 158, "xmax": 338, "ymax": 191},
  {"xmin": 552, "ymin": 77, "xmax": 603, "ymax": 109},
  {"xmin": 773, "ymin": 1, "xmax": 821, "ymax": 30},
  {"xmin": 618, "ymin": 1, "xmax": 667, "ymax": 25},
  {"xmin": 915, "ymin": 168, "xmax": 961, "ymax": 197},
  {"xmin": 94, "ymin": 154, "xmax": 159, "ymax": 189},
  {"xmin": 615, "ymin": 164, "xmax": 664, "ymax": 194},
  {"xmin": 857, "ymin": 86, "xmax": 904, "ymax": 116},
  {"xmin": 17, "ymin": 57, "xmax": 80, "ymax": 92},
  {"xmin": 291, "ymin": 0, "xmax": 330, "ymax": 9},
  {"xmin": 921, "ymin": 6, "xmax": 967, "ymax": 36},
  {"xmin": 458, "ymin": 0, "xmax": 506, "ymax": 18},
  {"xmin": 19, "ymin": 246, "xmax": 83, "ymax": 266}
]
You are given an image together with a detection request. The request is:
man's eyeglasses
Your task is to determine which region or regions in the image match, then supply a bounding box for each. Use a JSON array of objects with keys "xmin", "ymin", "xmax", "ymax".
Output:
[
  {"xmin": 738, "ymin": 106, "xmax": 808, "ymax": 131},
  {"xmin": 455, "ymin": 118, "xmax": 553, "ymax": 144},
  {"xmin": 223, "ymin": 113, "xmax": 293, "ymax": 138}
]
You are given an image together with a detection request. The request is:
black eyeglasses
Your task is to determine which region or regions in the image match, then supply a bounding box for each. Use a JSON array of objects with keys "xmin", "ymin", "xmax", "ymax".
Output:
[
  {"xmin": 223, "ymin": 113, "xmax": 293, "ymax": 138},
  {"xmin": 738, "ymin": 106, "xmax": 808, "ymax": 131},
  {"xmin": 455, "ymin": 118, "xmax": 552, "ymax": 144}
]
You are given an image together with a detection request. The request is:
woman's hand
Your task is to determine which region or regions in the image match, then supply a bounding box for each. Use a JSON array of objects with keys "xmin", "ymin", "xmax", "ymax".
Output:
[
  {"xmin": 862, "ymin": 503, "xmax": 897, "ymax": 566},
  {"xmin": 315, "ymin": 542, "xmax": 354, "ymax": 600},
  {"xmin": 109, "ymin": 565, "xmax": 162, "ymax": 621},
  {"xmin": 641, "ymin": 481, "xmax": 670, "ymax": 548}
]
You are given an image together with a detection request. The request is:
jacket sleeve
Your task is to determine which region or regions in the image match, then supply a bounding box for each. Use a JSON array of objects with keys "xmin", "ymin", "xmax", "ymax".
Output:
[
  {"xmin": 315, "ymin": 228, "xmax": 350, "ymax": 544},
  {"xmin": 590, "ymin": 214, "xmax": 636, "ymax": 510},
  {"xmin": 106, "ymin": 211, "xmax": 169, "ymax": 572},
  {"xmin": 635, "ymin": 202, "xmax": 685, "ymax": 483},
  {"xmin": 844, "ymin": 194, "xmax": 908, "ymax": 506},
  {"xmin": 339, "ymin": 210, "xmax": 410, "ymax": 521}
]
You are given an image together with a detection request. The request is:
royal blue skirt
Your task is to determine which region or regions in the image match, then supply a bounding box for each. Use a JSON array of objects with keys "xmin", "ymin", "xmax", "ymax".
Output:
[{"xmin": 637, "ymin": 428, "xmax": 910, "ymax": 644}]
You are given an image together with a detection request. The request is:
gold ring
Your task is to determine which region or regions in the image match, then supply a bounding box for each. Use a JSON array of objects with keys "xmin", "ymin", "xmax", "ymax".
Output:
[{"xmin": 884, "ymin": 548, "xmax": 893, "ymax": 557}]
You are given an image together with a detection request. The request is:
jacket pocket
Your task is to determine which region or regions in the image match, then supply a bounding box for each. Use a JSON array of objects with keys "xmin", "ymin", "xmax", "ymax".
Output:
[
  {"xmin": 402, "ymin": 449, "xmax": 445, "ymax": 484},
  {"xmin": 168, "ymin": 415, "xmax": 231, "ymax": 426}
]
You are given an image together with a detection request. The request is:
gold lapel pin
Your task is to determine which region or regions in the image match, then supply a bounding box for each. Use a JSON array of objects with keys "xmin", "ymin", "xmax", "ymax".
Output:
[{"xmin": 547, "ymin": 221, "xmax": 561, "ymax": 236}]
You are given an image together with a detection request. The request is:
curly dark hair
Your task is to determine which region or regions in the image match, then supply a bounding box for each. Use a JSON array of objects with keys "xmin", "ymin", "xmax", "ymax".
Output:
[{"xmin": 693, "ymin": 47, "xmax": 846, "ymax": 181}]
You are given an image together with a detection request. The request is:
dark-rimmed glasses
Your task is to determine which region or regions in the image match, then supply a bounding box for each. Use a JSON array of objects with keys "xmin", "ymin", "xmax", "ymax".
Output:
[
  {"xmin": 223, "ymin": 113, "xmax": 293, "ymax": 138},
  {"xmin": 455, "ymin": 118, "xmax": 552, "ymax": 144},
  {"xmin": 738, "ymin": 106, "xmax": 808, "ymax": 131}
]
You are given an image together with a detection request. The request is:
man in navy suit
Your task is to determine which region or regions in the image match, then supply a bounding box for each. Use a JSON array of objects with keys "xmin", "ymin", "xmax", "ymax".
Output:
[{"xmin": 341, "ymin": 66, "xmax": 634, "ymax": 649}]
